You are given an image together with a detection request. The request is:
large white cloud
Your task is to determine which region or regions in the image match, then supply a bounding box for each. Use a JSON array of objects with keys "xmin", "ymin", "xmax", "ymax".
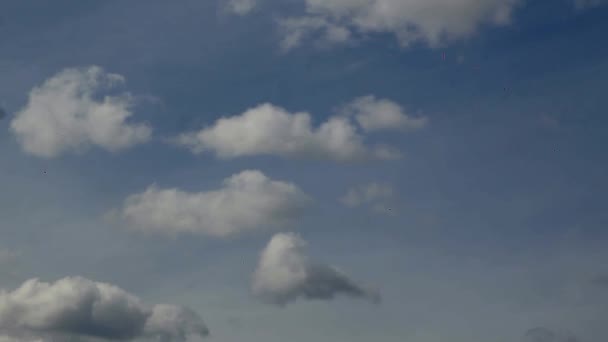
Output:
[
  {"xmin": 0, "ymin": 277, "xmax": 208, "ymax": 342},
  {"xmin": 342, "ymin": 95, "xmax": 428, "ymax": 132},
  {"xmin": 279, "ymin": 0, "xmax": 522, "ymax": 50},
  {"xmin": 174, "ymin": 102, "xmax": 403, "ymax": 162},
  {"xmin": 10, "ymin": 66, "xmax": 151, "ymax": 158},
  {"xmin": 252, "ymin": 233, "xmax": 380, "ymax": 306},
  {"xmin": 122, "ymin": 170, "xmax": 311, "ymax": 237}
]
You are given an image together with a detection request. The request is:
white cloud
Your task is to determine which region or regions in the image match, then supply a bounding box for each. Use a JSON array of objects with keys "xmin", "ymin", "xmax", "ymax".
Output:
[
  {"xmin": 340, "ymin": 182, "xmax": 394, "ymax": 214},
  {"xmin": 252, "ymin": 233, "xmax": 380, "ymax": 306},
  {"xmin": 174, "ymin": 102, "xmax": 401, "ymax": 162},
  {"xmin": 0, "ymin": 277, "xmax": 208, "ymax": 342},
  {"xmin": 279, "ymin": 0, "xmax": 521, "ymax": 50},
  {"xmin": 226, "ymin": 0, "xmax": 258, "ymax": 15},
  {"xmin": 342, "ymin": 95, "xmax": 428, "ymax": 132},
  {"xmin": 122, "ymin": 170, "xmax": 311, "ymax": 238},
  {"xmin": 10, "ymin": 66, "xmax": 151, "ymax": 158}
]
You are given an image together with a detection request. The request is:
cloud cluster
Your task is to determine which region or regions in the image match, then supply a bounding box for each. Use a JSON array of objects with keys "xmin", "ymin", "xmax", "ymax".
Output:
[
  {"xmin": 279, "ymin": 0, "xmax": 522, "ymax": 50},
  {"xmin": 0, "ymin": 277, "xmax": 208, "ymax": 342},
  {"xmin": 122, "ymin": 170, "xmax": 311, "ymax": 237},
  {"xmin": 174, "ymin": 99, "xmax": 418, "ymax": 162},
  {"xmin": 341, "ymin": 182, "xmax": 394, "ymax": 214},
  {"xmin": 252, "ymin": 233, "xmax": 380, "ymax": 306},
  {"xmin": 10, "ymin": 66, "xmax": 151, "ymax": 158}
]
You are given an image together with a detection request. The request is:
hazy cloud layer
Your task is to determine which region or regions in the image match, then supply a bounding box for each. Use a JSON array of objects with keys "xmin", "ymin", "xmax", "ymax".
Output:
[
  {"xmin": 342, "ymin": 96, "xmax": 428, "ymax": 132},
  {"xmin": 122, "ymin": 170, "xmax": 311, "ymax": 237},
  {"xmin": 279, "ymin": 0, "xmax": 522, "ymax": 50},
  {"xmin": 0, "ymin": 277, "xmax": 208, "ymax": 342},
  {"xmin": 252, "ymin": 233, "xmax": 380, "ymax": 306},
  {"xmin": 10, "ymin": 66, "xmax": 151, "ymax": 158},
  {"xmin": 175, "ymin": 102, "xmax": 407, "ymax": 162}
]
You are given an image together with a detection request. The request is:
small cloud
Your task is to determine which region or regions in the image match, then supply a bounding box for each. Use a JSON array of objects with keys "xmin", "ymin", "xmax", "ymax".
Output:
[
  {"xmin": 573, "ymin": 0, "xmax": 606, "ymax": 10},
  {"xmin": 341, "ymin": 182, "xmax": 395, "ymax": 215},
  {"xmin": 225, "ymin": 0, "xmax": 258, "ymax": 16},
  {"xmin": 522, "ymin": 327, "xmax": 579, "ymax": 342},
  {"xmin": 0, "ymin": 277, "xmax": 208, "ymax": 342},
  {"xmin": 252, "ymin": 233, "xmax": 380, "ymax": 306},
  {"xmin": 341, "ymin": 95, "xmax": 429, "ymax": 132},
  {"xmin": 0, "ymin": 250, "xmax": 18, "ymax": 265},
  {"xmin": 539, "ymin": 114, "xmax": 560, "ymax": 129},
  {"xmin": 591, "ymin": 274, "xmax": 608, "ymax": 287},
  {"xmin": 10, "ymin": 66, "xmax": 151, "ymax": 158},
  {"xmin": 121, "ymin": 170, "xmax": 312, "ymax": 238}
]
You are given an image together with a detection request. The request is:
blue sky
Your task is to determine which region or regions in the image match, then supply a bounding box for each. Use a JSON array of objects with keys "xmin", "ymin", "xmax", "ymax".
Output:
[{"xmin": 0, "ymin": 1, "xmax": 607, "ymax": 341}]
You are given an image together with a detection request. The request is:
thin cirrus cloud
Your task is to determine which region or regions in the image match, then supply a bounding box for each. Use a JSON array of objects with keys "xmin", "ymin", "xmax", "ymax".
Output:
[
  {"xmin": 174, "ymin": 96, "xmax": 423, "ymax": 162},
  {"xmin": 0, "ymin": 276, "xmax": 208, "ymax": 342},
  {"xmin": 278, "ymin": 0, "xmax": 523, "ymax": 51},
  {"xmin": 9, "ymin": 66, "xmax": 152, "ymax": 158},
  {"xmin": 252, "ymin": 233, "xmax": 380, "ymax": 306},
  {"xmin": 121, "ymin": 170, "xmax": 311, "ymax": 238}
]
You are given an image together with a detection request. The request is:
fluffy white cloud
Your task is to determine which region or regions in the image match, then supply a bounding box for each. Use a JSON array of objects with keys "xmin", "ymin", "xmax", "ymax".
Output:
[
  {"xmin": 122, "ymin": 170, "xmax": 311, "ymax": 237},
  {"xmin": 226, "ymin": 0, "xmax": 258, "ymax": 15},
  {"xmin": 342, "ymin": 95, "xmax": 428, "ymax": 132},
  {"xmin": 252, "ymin": 233, "xmax": 380, "ymax": 306},
  {"xmin": 279, "ymin": 0, "xmax": 521, "ymax": 50},
  {"xmin": 175, "ymin": 102, "xmax": 401, "ymax": 162},
  {"xmin": 0, "ymin": 277, "xmax": 208, "ymax": 342},
  {"xmin": 340, "ymin": 182, "xmax": 394, "ymax": 214},
  {"xmin": 10, "ymin": 66, "xmax": 151, "ymax": 158}
]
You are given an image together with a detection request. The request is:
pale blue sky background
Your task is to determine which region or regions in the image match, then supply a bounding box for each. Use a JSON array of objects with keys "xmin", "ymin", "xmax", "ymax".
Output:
[{"xmin": 1, "ymin": 1, "xmax": 607, "ymax": 341}]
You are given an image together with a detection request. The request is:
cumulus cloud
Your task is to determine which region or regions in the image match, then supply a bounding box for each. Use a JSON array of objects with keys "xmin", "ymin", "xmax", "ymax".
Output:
[
  {"xmin": 10, "ymin": 66, "xmax": 151, "ymax": 158},
  {"xmin": 225, "ymin": 0, "xmax": 258, "ymax": 15},
  {"xmin": 122, "ymin": 170, "xmax": 311, "ymax": 237},
  {"xmin": 252, "ymin": 233, "xmax": 380, "ymax": 306},
  {"xmin": 341, "ymin": 182, "xmax": 394, "ymax": 214},
  {"xmin": 342, "ymin": 95, "xmax": 428, "ymax": 132},
  {"xmin": 278, "ymin": 0, "xmax": 521, "ymax": 50},
  {"xmin": 174, "ymin": 102, "xmax": 401, "ymax": 162},
  {"xmin": 0, "ymin": 277, "xmax": 208, "ymax": 342}
]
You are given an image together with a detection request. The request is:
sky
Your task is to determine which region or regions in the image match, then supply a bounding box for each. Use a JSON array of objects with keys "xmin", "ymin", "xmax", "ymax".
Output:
[{"xmin": 0, "ymin": 0, "xmax": 607, "ymax": 341}]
